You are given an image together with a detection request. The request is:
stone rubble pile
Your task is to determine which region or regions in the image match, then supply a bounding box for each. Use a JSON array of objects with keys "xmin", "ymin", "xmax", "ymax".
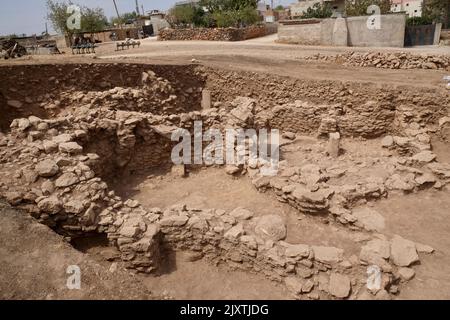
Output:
[
  {"xmin": 37, "ymin": 71, "xmax": 200, "ymax": 116},
  {"xmin": 306, "ymin": 52, "xmax": 450, "ymax": 71}
]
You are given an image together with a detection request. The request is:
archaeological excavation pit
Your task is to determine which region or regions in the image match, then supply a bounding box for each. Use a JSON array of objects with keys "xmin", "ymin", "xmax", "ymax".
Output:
[{"xmin": 1, "ymin": 62, "xmax": 450, "ymax": 300}]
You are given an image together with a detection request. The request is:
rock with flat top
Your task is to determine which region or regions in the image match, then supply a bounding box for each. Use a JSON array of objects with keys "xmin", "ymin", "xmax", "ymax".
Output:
[
  {"xmin": 285, "ymin": 277, "xmax": 303, "ymax": 295},
  {"xmin": 55, "ymin": 172, "xmax": 79, "ymax": 188},
  {"xmin": 254, "ymin": 215, "xmax": 286, "ymax": 241},
  {"xmin": 285, "ymin": 244, "xmax": 310, "ymax": 258},
  {"xmin": 328, "ymin": 273, "xmax": 351, "ymax": 298},
  {"xmin": 53, "ymin": 134, "xmax": 72, "ymax": 144},
  {"xmin": 59, "ymin": 142, "xmax": 83, "ymax": 154},
  {"xmin": 43, "ymin": 140, "xmax": 58, "ymax": 153},
  {"xmin": 352, "ymin": 207, "xmax": 385, "ymax": 232},
  {"xmin": 37, "ymin": 196, "xmax": 62, "ymax": 215},
  {"xmin": 64, "ymin": 200, "xmax": 85, "ymax": 214},
  {"xmin": 225, "ymin": 165, "xmax": 241, "ymax": 175},
  {"xmin": 381, "ymin": 135, "xmax": 394, "ymax": 148},
  {"xmin": 411, "ymin": 151, "xmax": 436, "ymax": 163},
  {"xmin": 229, "ymin": 207, "xmax": 254, "ymax": 220},
  {"xmin": 398, "ymin": 267, "xmax": 415, "ymax": 281},
  {"xmin": 312, "ymin": 246, "xmax": 343, "ymax": 264},
  {"xmin": 282, "ymin": 132, "xmax": 296, "ymax": 140},
  {"xmin": 390, "ymin": 235, "xmax": 419, "ymax": 267},
  {"xmin": 35, "ymin": 160, "xmax": 59, "ymax": 177},
  {"xmin": 224, "ymin": 224, "xmax": 245, "ymax": 241},
  {"xmin": 415, "ymin": 242, "xmax": 434, "ymax": 254}
]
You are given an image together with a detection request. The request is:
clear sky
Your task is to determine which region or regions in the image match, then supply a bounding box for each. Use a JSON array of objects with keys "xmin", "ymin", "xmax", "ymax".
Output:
[{"xmin": 0, "ymin": 0, "xmax": 292, "ymax": 36}]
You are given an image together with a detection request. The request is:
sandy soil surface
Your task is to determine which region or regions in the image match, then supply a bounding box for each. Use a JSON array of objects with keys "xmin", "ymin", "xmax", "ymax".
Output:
[
  {"xmin": 2, "ymin": 35, "xmax": 449, "ymax": 90},
  {"xmin": 0, "ymin": 201, "xmax": 155, "ymax": 300}
]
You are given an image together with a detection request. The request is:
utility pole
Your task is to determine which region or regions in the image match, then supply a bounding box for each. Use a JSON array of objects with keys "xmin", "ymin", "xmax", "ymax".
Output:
[
  {"xmin": 112, "ymin": 0, "xmax": 122, "ymax": 28},
  {"xmin": 135, "ymin": 0, "xmax": 140, "ymax": 16}
]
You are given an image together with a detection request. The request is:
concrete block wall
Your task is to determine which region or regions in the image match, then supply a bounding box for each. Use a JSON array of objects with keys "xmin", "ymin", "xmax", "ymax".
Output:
[
  {"xmin": 278, "ymin": 21, "xmax": 322, "ymax": 45},
  {"xmin": 278, "ymin": 14, "xmax": 407, "ymax": 48},
  {"xmin": 346, "ymin": 14, "xmax": 406, "ymax": 47}
]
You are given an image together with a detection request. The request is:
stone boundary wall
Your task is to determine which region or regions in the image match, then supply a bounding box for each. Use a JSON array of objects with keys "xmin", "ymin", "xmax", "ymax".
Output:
[{"xmin": 158, "ymin": 24, "xmax": 277, "ymax": 41}]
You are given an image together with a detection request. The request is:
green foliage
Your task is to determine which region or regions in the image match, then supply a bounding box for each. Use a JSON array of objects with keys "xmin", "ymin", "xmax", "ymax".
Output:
[
  {"xmin": 111, "ymin": 12, "xmax": 138, "ymax": 26},
  {"xmin": 275, "ymin": 5, "xmax": 285, "ymax": 11},
  {"xmin": 212, "ymin": 6, "xmax": 259, "ymax": 27},
  {"xmin": 192, "ymin": 6, "xmax": 212, "ymax": 27},
  {"xmin": 81, "ymin": 7, "xmax": 108, "ymax": 33},
  {"xmin": 422, "ymin": 0, "xmax": 450, "ymax": 27},
  {"xmin": 168, "ymin": 0, "xmax": 260, "ymax": 28},
  {"xmin": 238, "ymin": 5, "xmax": 261, "ymax": 25},
  {"xmin": 46, "ymin": 0, "xmax": 72, "ymax": 35},
  {"xmin": 213, "ymin": 10, "xmax": 238, "ymax": 27},
  {"xmin": 345, "ymin": 0, "xmax": 392, "ymax": 17},
  {"xmin": 301, "ymin": 2, "xmax": 333, "ymax": 19},
  {"xmin": 167, "ymin": 5, "xmax": 196, "ymax": 27},
  {"xmin": 46, "ymin": 0, "xmax": 108, "ymax": 34},
  {"xmin": 199, "ymin": 0, "xmax": 259, "ymax": 12},
  {"xmin": 406, "ymin": 16, "xmax": 433, "ymax": 26}
]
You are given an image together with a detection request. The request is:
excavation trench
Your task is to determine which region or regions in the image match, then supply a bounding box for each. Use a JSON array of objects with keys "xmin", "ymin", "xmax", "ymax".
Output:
[{"xmin": 1, "ymin": 62, "xmax": 449, "ymax": 299}]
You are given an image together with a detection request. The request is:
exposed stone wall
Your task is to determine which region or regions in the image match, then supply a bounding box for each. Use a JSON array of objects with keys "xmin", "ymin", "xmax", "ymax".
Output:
[
  {"xmin": 0, "ymin": 64, "xmax": 206, "ymax": 127},
  {"xmin": 111, "ymin": 204, "xmax": 434, "ymax": 299},
  {"xmin": 158, "ymin": 25, "xmax": 275, "ymax": 42},
  {"xmin": 202, "ymin": 67, "xmax": 449, "ymax": 138}
]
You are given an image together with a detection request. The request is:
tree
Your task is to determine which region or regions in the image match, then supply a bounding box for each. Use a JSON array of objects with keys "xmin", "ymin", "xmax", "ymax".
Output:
[
  {"xmin": 213, "ymin": 7, "xmax": 259, "ymax": 27},
  {"xmin": 167, "ymin": 5, "xmax": 196, "ymax": 28},
  {"xmin": 275, "ymin": 5, "xmax": 285, "ymax": 11},
  {"xmin": 423, "ymin": 0, "xmax": 450, "ymax": 28},
  {"xmin": 168, "ymin": 0, "xmax": 260, "ymax": 28},
  {"xmin": 200, "ymin": 0, "xmax": 260, "ymax": 27},
  {"xmin": 237, "ymin": 5, "xmax": 261, "ymax": 26},
  {"xmin": 111, "ymin": 11, "xmax": 138, "ymax": 26},
  {"xmin": 81, "ymin": 7, "xmax": 108, "ymax": 33},
  {"xmin": 46, "ymin": 0, "xmax": 108, "ymax": 38},
  {"xmin": 199, "ymin": 0, "xmax": 259, "ymax": 12},
  {"xmin": 301, "ymin": 2, "xmax": 333, "ymax": 19},
  {"xmin": 46, "ymin": 0, "xmax": 73, "ymax": 36},
  {"xmin": 213, "ymin": 10, "xmax": 238, "ymax": 27},
  {"xmin": 345, "ymin": 0, "xmax": 392, "ymax": 17}
]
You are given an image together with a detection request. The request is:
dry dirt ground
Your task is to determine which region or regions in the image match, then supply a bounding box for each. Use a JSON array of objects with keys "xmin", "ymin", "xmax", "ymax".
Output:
[{"xmin": 0, "ymin": 36, "xmax": 449, "ymax": 300}]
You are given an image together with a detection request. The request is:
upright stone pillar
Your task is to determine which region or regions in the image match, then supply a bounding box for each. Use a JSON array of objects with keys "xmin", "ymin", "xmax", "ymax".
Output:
[
  {"xmin": 332, "ymin": 17, "xmax": 348, "ymax": 47},
  {"xmin": 201, "ymin": 89, "xmax": 211, "ymax": 110}
]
